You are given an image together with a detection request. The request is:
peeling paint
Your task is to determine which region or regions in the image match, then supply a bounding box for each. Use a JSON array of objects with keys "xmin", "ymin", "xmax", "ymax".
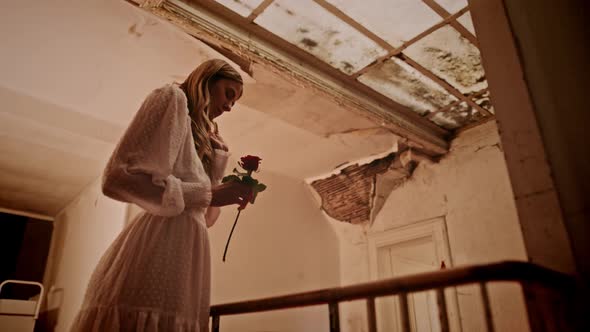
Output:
[
  {"xmin": 309, "ymin": 147, "xmax": 427, "ymax": 224},
  {"xmin": 359, "ymin": 58, "xmax": 457, "ymax": 115},
  {"xmin": 255, "ymin": 0, "xmax": 388, "ymax": 75},
  {"xmin": 472, "ymin": 90, "xmax": 495, "ymax": 114},
  {"xmin": 405, "ymin": 25, "xmax": 488, "ymax": 94},
  {"xmin": 423, "ymin": 46, "xmax": 485, "ymax": 88},
  {"xmin": 430, "ymin": 102, "xmax": 484, "ymax": 130},
  {"xmin": 300, "ymin": 37, "xmax": 318, "ymax": 48}
]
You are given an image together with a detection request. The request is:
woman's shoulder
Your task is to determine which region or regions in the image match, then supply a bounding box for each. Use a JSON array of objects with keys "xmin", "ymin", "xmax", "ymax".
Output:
[
  {"xmin": 148, "ymin": 84, "xmax": 186, "ymax": 103},
  {"xmin": 139, "ymin": 84, "xmax": 188, "ymax": 116}
]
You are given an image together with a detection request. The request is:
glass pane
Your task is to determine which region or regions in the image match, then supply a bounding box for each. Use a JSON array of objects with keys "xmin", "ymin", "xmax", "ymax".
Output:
[
  {"xmin": 325, "ymin": 0, "xmax": 441, "ymax": 47},
  {"xmin": 457, "ymin": 11, "xmax": 476, "ymax": 35},
  {"xmin": 214, "ymin": 0, "xmax": 265, "ymax": 17},
  {"xmin": 255, "ymin": 0, "xmax": 387, "ymax": 74},
  {"xmin": 404, "ymin": 25, "xmax": 487, "ymax": 94},
  {"xmin": 434, "ymin": 0, "xmax": 467, "ymax": 14},
  {"xmin": 430, "ymin": 102, "xmax": 484, "ymax": 129},
  {"xmin": 358, "ymin": 57, "xmax": 457, "ymax": 116}
]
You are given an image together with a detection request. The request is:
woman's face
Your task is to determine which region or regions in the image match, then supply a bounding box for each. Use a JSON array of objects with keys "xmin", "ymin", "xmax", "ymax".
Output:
[{"xmin": 208, "ymin": 78, "xmax": 243, "ymax": 120}]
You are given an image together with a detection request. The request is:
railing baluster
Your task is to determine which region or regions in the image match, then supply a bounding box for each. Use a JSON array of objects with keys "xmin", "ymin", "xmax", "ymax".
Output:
[
  {"xmin": 436, "ymin": 288, "xmax": 450, "ymax": 332},
  {"xmin": 207, "ymin": 263, "xmax": 573, "ymax": 331},
  {"xmin": 329, "ymin": 302, "xmax": 340, "ymax": 332},
  {"xmin": 366, "ymin": 297, "xmax": 377, "ymax": 332},
  {"xmin": 399, "ymin": 292, "xmax": 411, "ymax": 332},
  {"xmin": 212, "ymin": 315, "xmax": 220, "ymax": 332},
  {"xmin": 480, "ymin": 282, "xmax": 495, "ymax": 332}
]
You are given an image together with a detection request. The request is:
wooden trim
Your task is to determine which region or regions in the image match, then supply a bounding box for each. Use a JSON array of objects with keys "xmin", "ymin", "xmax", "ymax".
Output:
[
  {"xmin": 158, "ymin": 0, "xmax": 450, "ymax": 155},
  {"xmin": 480, "ymin": 282, "xmax": 496, "ymax": 332},
  {"xmin": 399, "ymin": 293, "xmax": 411, "ymax": 332},
  {"xmin": 210, "ymin": 261, "xmax": 573, "ymax": 316},
  {"xmin": 329, "ymin": 302, "xmax": 340, "ymax": 332},
  {"xmin": 0, "ymin": 207, "xmax": 53, "ymax": 221},
  {"xmin": 366, "ymin": 297, "xmax": 377, "ymax": 332},
  {"xmin": 400, "ymin": 54, "xmax": 493, "ymax": 117},
  {"xmin": 246, "ymin": 0, "xmax": 273, "ymax": 22},
  {"xmin": 436, "ymin": 288, "xmax": 450, "ymax": 332},
  {"xmin": 452, "ymin": 115, "xmax": 496, "ymax": 135},
  {"xmin": 312, "ymin": 0, "xmax": 394, "ymax": 51},
  {"xmin": 352, "ymin": 7, "xmax": 469, "ymax": 79},
  {"xmin": 422, "ymin": 0, "xmax": 478, "ymax": 46}
]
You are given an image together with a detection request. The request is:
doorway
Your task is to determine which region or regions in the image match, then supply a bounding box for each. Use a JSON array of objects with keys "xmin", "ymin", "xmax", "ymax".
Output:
[{"xmin": 368, "ymin": 218, "xmax": 461, "ymax": 332}]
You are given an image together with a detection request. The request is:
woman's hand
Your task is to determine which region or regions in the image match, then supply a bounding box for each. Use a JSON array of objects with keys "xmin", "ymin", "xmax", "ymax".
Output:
[
  {"xmin": 210, "ymin": 132, "xmax": 228, "ymax": 151},
  {"xmin": 210, "ymin": 181, "xmax": 252, "ymax": 207}
]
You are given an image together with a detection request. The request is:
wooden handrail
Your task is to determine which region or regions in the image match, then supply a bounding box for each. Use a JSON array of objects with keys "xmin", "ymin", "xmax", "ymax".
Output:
[{"xmin": 210, "ymin": 261, "xmax": 574, "ymax": 316}]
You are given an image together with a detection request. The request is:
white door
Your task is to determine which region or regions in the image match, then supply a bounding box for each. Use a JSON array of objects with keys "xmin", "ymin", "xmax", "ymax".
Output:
[
  {"xmin": 369, "ymin": 218, "xmax": 461, "ymax": 332},
  {"xmin": 376, "ymin": 235, "xmax": 441, "ymax": 332}
]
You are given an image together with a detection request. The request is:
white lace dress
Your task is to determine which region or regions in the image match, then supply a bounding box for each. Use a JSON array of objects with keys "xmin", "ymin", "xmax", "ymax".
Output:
[{"xmin": 70, "ymin": 84, "xmax": 229, "ymax": 332}]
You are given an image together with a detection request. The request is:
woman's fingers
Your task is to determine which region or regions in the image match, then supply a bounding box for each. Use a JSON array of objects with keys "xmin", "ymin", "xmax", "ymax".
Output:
[{"xmin": 210, "ymin": 182, "xmax": 253, "ymax": 207}]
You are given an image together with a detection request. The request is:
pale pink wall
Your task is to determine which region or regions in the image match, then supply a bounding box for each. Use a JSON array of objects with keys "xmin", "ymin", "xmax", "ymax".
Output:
[
  {"xmin": 43, "ymin": 179, "xmax": 127, "ymax": 332},
  {"xmin": 208, "ymin": 170, "xmax": 341, "ymax": 331}
]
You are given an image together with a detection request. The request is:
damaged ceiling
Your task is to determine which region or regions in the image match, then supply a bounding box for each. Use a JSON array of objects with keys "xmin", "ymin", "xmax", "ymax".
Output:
[
  {"xmin": 133, "ymin": 0, "xmax": 495, "ymax": 224},
  {"xmin": 138, "ymin": 0, "xmax": 495, "ymax": 155},
  {"xmin": 310, "ymin": 146, "xmax": 423, "ymax": 224}
]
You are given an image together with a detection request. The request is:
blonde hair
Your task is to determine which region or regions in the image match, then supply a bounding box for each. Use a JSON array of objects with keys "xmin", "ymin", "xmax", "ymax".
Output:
[{"xmin": 179, "ymin": 59, "xmax": 243, "ymax": 176}]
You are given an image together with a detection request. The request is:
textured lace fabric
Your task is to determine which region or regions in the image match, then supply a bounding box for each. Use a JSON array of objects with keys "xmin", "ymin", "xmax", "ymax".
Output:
[{"xmin": 70, "ymin": 85, "xmax": 229, "ymax": 332}]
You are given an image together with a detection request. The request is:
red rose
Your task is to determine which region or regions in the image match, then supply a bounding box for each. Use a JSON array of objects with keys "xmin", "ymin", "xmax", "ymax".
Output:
[{"xmin": 239, "ymin": 155, "xmax": 262, "ymax": 172}]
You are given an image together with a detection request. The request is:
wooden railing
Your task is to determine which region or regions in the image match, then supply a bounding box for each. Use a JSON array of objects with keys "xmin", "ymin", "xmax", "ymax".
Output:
[{"xmin": 210, "ymin": 261, "xmax": 575, "ymax": 332}]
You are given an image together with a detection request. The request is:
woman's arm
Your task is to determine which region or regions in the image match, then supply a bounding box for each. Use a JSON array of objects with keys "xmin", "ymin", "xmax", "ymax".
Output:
[{"xmin": 102, "ymin": 86, "xmax": 211, "ymax": 217}]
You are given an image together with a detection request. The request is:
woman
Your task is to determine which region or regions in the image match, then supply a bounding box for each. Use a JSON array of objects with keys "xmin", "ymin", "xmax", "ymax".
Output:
[{"xmin": 70, "ymin": 59, "xmax": 251, "ymax": 331}]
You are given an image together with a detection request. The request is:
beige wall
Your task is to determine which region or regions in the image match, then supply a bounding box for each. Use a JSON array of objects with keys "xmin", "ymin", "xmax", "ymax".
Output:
[
  {"xmin": 207, "ymin": 170, "xmax": 341, "ymax": 331},
  {"xmin": 42, "ymin": 178, "xmax": 127, "ymax": 331},
  {"xmin": 330, "ymin": 121, "xmax": 530, "ymax": 332}
]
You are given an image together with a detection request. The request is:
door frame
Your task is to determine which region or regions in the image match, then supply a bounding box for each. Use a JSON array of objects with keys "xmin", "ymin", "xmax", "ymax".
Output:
[{"xmin": 367, "ymin": 217, "xmax": 462, "ymax": 331}]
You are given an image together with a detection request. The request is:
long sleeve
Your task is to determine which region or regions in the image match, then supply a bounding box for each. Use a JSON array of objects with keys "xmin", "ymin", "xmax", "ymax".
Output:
[
  {"xmin": 102, "ymin": 85, "xmax": 211, "ymax": 217},
  {"xmin": 210, "ymin": 149, "xmax": 230, "ymax": 186},
  {"xmin": 205, "ymin": 147, "xmax": 231, "ymax": 227}
]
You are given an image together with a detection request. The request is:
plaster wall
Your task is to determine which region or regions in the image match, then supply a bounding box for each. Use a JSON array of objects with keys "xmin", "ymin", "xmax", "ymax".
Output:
[
  {"xmin": 329, "ymin": 121, "xmax": 530, "ymax": 332},
  {"xmin": 208, "ymin": 170, "xmax": 341, "ymax": 331},
  {"xmin": 42, "ymin": 179, "xmax": 127, "ymax": 331}
]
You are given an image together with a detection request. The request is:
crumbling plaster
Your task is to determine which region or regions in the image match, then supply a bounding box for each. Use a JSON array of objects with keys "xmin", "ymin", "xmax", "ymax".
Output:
[{"xmin": 321, "ymin": 121, "xmax": 530, "ymax": 332}]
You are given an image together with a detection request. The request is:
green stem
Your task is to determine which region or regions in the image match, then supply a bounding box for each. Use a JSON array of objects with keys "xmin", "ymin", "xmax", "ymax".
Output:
[{"xmin": 222, "ymin": 209, "xmax": 242, "ymax": 262}]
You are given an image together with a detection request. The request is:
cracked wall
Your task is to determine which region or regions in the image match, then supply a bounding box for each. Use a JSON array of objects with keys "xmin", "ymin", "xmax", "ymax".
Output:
[
  {"xmin": 310, "ymin": 147, "xmax": 422, "ymax": 224},
  {"xmin": 328, "ymin": 121, "xmax": 530, "ymax": 332}
]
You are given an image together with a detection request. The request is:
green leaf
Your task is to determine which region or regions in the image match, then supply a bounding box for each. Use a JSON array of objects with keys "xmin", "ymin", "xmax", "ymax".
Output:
[
  {"xmin": 221, "ymin": 175, "xmax": 241, "ymax": 183},
  {"xmin": 250, "ymin": 192, "xmax": 259, "ymax": 204},
  {"xmin": 242, "ymin": 176, "xmax": 258, "ymax": 186},
  {"xmin": 255, "ymin": 183, "xmax": 267, "ymax": 192}
]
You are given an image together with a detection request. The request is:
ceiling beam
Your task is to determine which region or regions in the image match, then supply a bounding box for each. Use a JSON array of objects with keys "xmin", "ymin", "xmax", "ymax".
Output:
[
  {"xmin": 352, "ymin": 6, "xmax": 469, "ymax": 79},
  {"xmin": 312, "ymin": 0, "xmax": 394, "ymax": 52},
  {"xmin": 153, "ymin": 0, "xmax": 449, "ymax": 155},
  {"xmin": 400, "ymin": 54, "xmax": 493, "ymax": 117},
  {"xmin": 246, "ymin": 0, "xmax": 274, "ymax": 22},
  {"xmin": 421, "ymin": 0, "xmax": 478, "ymax": 46}
]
